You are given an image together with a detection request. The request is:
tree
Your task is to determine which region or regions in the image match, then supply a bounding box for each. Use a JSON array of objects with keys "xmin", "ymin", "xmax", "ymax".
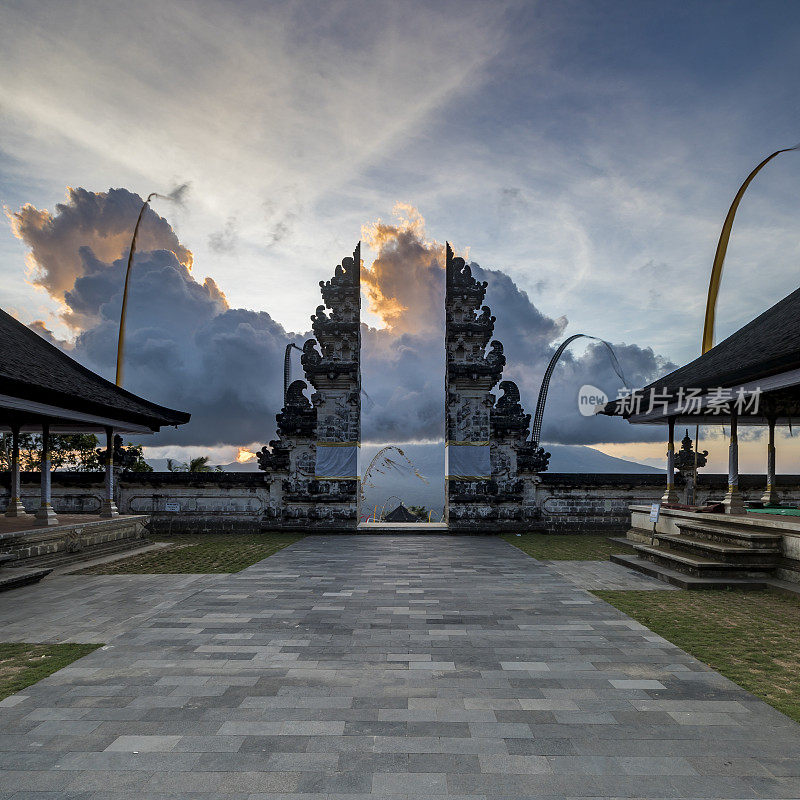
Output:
[
  {"xmin": 164, "ymin": 455, "xmax": 222, "ymax": 473},
  {"xmin": 186, "ymin": 456, "xmax": 223, "ymax": 472},
  {"xmin": 407, "ymin": 505, "xmax": 430, "ymax": 521},
  {"xmin": 122, "ymin": 443, "xmax": 153, "ymax": 473},
  {"xmin": 0, "ymin": 433, "xmax": 102, "ymax": 471}
]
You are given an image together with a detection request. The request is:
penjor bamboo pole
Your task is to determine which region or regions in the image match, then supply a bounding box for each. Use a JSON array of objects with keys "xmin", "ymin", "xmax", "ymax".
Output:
[
  {"xmin": 116, "ymin": 192, "xmax": 158, "ymax": 386},
  {"xmin": 696, "ymin": 146, "xmax": 798, "ymax": 498},
  {"xmin": 702, "ymin": 146, "xmax": 799, "ymax": 355}
]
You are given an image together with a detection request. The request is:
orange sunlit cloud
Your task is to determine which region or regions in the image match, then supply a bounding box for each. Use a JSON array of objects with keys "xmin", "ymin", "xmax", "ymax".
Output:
[{"xmin": 236, "ymin": 447, "xmax": 257, "ymax": 463}]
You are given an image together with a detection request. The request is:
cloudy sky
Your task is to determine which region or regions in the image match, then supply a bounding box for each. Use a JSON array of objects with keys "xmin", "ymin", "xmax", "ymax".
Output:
[{"xmin": 2, "ymin": 0, "xmax": 799, "ymax": 473}]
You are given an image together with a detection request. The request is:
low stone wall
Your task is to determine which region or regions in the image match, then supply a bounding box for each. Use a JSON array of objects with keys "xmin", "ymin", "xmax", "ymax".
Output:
[
  {"xmin": 2, "ymin": 471, "xmax": 799, "ymax": 535},
  {"xmin": 535, "ymin": 473, "xmax": 800, "ymax": 535},
  {"xmin": 0, "ymin": 515, "xmax": 149, "ymax": 567},
  {"xmin": 0, "ymin": 472, "xmax": 272, "ymax": 535}
]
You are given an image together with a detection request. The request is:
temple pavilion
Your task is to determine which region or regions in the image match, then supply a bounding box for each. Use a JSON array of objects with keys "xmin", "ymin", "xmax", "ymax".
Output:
[
  {"xmin": 0, "ymin": 308, "xmax": 190, "ymax": 526},
  {"xmin": 599, "ymin": 286, "xmax": 800, "ymax": 588}
]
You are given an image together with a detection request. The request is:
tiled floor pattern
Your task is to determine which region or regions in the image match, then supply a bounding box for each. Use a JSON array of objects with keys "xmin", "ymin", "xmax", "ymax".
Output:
[
  {"xmin": 0, "ymin": 534, "xmax": 799, "ymax": 799},
  {"xmin": 541, "ymin": 560, "xmax": 679, "ymax": 591}
]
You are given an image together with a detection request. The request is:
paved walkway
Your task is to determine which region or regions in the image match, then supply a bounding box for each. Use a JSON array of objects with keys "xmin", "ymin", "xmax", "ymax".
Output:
[{"xmin": 1, "ymin": 535, "xmax": 799, "ymax": 799}]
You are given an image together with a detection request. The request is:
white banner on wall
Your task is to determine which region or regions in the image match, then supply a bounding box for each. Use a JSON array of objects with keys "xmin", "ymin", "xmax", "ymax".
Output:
[
  {"xmin": 445, "ymin": 441, "xmax": 491, "ymax": 480},
  {"xmin": 315, "ymin": 442, "xmax": 359, "ymax": 479}
]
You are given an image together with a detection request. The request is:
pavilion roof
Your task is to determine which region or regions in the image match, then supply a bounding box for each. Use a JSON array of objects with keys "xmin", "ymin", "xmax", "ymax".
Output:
[
  {"xmin": 600, "ymin": 285, "xmax": 800, "ymax": 424},
  {"xmin": 384, "ymin": 503, "xmax": 418, "ymax": 523},
  {"xmin": 0, "ymin": 309, "xmax": 190, "ymax": 432}
]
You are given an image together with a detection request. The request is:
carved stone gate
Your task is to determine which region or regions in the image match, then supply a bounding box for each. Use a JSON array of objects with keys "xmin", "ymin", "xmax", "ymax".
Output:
[{"xmin": 257, "ymin": 242, "xmax": 547, "ymax": 531}]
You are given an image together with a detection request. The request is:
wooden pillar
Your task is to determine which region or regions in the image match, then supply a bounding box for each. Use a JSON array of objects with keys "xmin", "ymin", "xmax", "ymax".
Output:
[
  {"xmin": 761, "ymin": 416, "xmax": 779, "ymax": 506},
  {"xmin": 4, "ymin": 425, "xmax": 28, "ymax": 517},
  {"xmin": 34, "ymin": 422, "xmax": 58, "ymax": 525},
  {"xmin": 723, "ymin": 412, "xmax": 746, "ymax": 515},
  {"xmin": 99, "ymin": 427, "xmax": 119, "ymax": 518},
  {"xmin": 661, "ymin": 416, "xmax": 678, "ymax": 504}
]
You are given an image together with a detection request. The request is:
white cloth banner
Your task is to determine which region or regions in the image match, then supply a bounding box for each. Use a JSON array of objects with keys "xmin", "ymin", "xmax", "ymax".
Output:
[
  {"xmin": 315, "ymin": 443, "xmax": 358, "ymax": 479},
  {"xmin": 446, "ymin": 443, "xmax": 491, "ymax": 480}
]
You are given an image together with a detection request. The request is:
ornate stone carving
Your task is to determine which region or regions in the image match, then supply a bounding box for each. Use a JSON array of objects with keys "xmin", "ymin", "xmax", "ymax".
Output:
[
  {"xmin": 446, "ymin": 244, "xmax": 541, "ymax": 527},
  {"xmin": 517, "ymin": 443, "xmax": 551, "ymax": 474},
  {"xmin": 674, "ymin": 429, "xmax": 708, "ymax": 473}
]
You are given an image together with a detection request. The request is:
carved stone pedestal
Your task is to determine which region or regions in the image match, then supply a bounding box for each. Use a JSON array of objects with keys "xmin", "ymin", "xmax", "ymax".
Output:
[
  {"xmin": 723, "ymin": 486, "xmax": 747, "ymax": 515},
  {"xmin": 34, "ymin": 504, "xmax": 59, "ymax": 526},
  {"xmin": 4, "ymin": 498, "xmax": 28, "ymax": 518}
]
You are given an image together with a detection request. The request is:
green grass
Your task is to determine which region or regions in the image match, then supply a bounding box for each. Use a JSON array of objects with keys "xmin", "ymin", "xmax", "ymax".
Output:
[
  {"xmin": 502, "ymin": 533, "xmax": 631, "ymax": 561},
  {"xmin": 78, "ymin": 533, "xmax": 303, "ymax": 574},
  {"xmin": 594, "ymin": 589, "xmax": 800, "ymax": 724},
  {"xmin": 0, "ymin": 642, "xmax": 102, "ymax": 701}
]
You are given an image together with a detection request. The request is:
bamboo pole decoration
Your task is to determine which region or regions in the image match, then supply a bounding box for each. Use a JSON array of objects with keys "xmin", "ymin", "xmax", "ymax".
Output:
[
  {"xmin": 696, "ymin": 146, "xmax": 798, "ymax": 498},
  {"xmin": 116, "ymin": 192, "xmax": 158, "ymax": 386},
  {"xmin": 702, "ymin": 146, "xmax": 799, "ymax": 355}
]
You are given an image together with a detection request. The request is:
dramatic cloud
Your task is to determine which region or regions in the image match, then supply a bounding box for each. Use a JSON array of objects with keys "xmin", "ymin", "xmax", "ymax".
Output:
[
  {"xmin": 9, "ymin": 188, "xmax": 193, "ymax": 328},
  {"xmin": 360, "ymin": 205, "xmax": 673, "ymax": 445},
  {"xmin": 13, "ymin": 190, "xmax": 672, "ymax": 449}
]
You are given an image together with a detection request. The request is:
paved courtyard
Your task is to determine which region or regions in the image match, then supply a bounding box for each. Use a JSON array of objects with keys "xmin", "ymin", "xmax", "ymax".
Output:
[{"xmin": 1, "ymin": 534, "xmax": 800, "ymax": 799}]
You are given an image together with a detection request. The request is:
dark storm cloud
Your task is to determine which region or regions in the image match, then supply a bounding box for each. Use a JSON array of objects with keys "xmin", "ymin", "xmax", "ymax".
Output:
[
  {"xmin": 359, "ymin": 208, "xmax": 673, "ymax": 445},
  {"xmin": 15, "ymin": 190, "xmax": 673, "ymax": 448},
  {"xmin": 46, "ymin": 246, "xmax": 303, "ymax": 447}
]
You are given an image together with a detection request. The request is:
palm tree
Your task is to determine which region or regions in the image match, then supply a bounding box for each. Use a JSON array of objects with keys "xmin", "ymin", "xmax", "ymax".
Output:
[{"xmin": 187, "ymin": 456, "xmax": 214, "ymax": 472}]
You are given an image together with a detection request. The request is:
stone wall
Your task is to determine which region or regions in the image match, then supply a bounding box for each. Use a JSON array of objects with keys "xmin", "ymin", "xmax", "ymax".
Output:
[
  {"xmin": 4, "ymin": 471, "xmax": 798, "ymax": 535},
  {"xmin": 0, "ymin": 472, "xmax": 272, "ymax": 535},
  {"xmin": 0, "ymin": 514, "xmax": 149, "ymax": 567}
]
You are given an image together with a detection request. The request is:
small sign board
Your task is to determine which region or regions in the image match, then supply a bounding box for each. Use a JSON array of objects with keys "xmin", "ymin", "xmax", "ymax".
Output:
[
  {"xmin": 649, "ymin": 503, "xmax": 661, "ymax": 523},
  {"xmin": 164, "ymin": 501, "xmax": 180, "ymax": 512}
]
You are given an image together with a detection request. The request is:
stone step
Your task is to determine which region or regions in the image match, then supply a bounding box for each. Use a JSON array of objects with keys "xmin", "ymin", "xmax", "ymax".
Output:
[
  {"xmin": 654, "ymin": 533, "xmax": 781, "ymax": 566},
  {"xmin": 0, "ymin": 552, "xmax": 19, "ymax": 565},
  {"xmin": 610, "ymin": 553, "xmax": 772, "ymax": 590},
  {"xmin": 675, "ymin": 518, "xmax": 782, "ymax": 549},
  {"xmin": 12, "ymin": 535, "xmax": 147, "ymax": 569},
  {"xmin": 606, "ymin": 536, "xmax": 637, "ymax": 550},
  {"xmin": 0, "ymin": 567, "xmax": 52, "ymax": 592},
  {"xmin": 631, "ymin": 542, "xmax": 776, "ymax": 579}
]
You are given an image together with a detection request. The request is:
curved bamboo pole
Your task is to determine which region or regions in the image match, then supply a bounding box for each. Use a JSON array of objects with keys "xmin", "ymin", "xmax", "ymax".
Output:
[
  {"xmin": 702, "ymin": 146, "xmax": 799, "ymax": 354},
  {"xmin": 116, "ymin": 193, "xmax": 158, "ymax": 386}
]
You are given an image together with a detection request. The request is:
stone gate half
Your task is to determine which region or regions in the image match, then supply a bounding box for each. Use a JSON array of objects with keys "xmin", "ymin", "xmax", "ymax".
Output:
[
  {"xmin": 257, "ymin": 245, "xmax": 361, "ymax": 530},
  {"xmin": 444, "ymin": 244, "xmax": 548, "ymax": 530}
]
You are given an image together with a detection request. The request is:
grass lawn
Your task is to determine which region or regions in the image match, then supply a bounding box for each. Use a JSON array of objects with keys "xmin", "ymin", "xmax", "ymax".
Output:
[
  {"xmin": 78, "ymin": 532, "xmax": 303, "ymax": 574},
  {"xmin": 502, "ymin": 533, "xmax": 632, "ymax": 561},
  {"xmin": 0, "ymin": 643, "xmax": 101, "ymax": 702},
  {"xmin": 594, "ymin": 589, "xmax": 800, "ymax": 724}
]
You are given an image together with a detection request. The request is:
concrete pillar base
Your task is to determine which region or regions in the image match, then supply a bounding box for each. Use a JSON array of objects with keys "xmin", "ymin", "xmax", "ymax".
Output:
[
  {"xmin": 4, "ymin": 499, "xmax": 29, "ymax": 517},
  {"xmin": 761, "ymin": 487, "xmax": 780, "ymax": 506},
  {"xmin": 723, "ymin": 487, "xmax": 747, "ymax": 515},
  {"xmin": 661, "ymin": 487, "xmax": 679, "ymax": 505},
  {"xmin": 34, "ymin": 504, "xmax": 59, "ymax": 526},
  {"xmin": 99, "ymin": 501, "xmax": 120, "ymax": 518}
]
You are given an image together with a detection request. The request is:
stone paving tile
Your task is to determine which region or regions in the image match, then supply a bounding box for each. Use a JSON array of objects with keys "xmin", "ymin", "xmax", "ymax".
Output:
[
  {"xmin": 1, "ymin": 534, "xmax": 800, "ymax": 799},
  {"xmin": 0, "ymin": 574, "xmax": 215, "ymax": 643},
  {"xmin": 543, "ymin": 559, "xmax": 679, "ymax": 591}
]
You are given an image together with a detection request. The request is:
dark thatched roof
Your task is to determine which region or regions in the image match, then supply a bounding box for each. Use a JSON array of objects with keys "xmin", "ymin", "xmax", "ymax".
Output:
[
  {"xmin": 0, "ymin": 308, "xmax": 190, "ymax": 431},
  {"xmin": 601, "ymin": 286, "xmax": 800, "ymax": 422}
]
